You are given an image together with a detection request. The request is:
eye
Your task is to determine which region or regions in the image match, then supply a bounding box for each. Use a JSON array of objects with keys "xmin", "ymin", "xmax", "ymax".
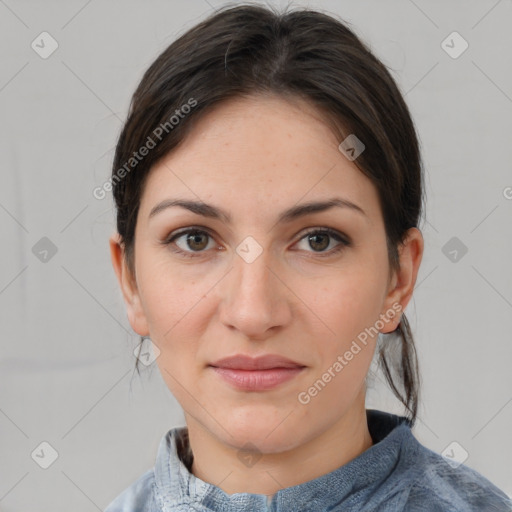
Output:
[
  {"xmin": 162, "ymin": 226, "xmax": 350, "ymax": 259},
  {"xmin": 164, "ymin": 228, "xmax": 216, "ymax": 257},
  {"xmin": 294, "ymin": 228, "xmax": 350, "ymax": 256}
]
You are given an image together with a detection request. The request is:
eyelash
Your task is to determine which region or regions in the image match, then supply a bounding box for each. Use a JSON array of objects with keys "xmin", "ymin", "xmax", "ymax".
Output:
[{"xmin": 161, "ymin": 226, "xmax": 351, "ymax": 260}]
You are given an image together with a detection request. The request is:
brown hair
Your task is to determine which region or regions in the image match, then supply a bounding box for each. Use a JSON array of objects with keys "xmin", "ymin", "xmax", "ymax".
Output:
[{"xmin": 111, "ymin": 3, "xmax": 424, "ymax": 426}]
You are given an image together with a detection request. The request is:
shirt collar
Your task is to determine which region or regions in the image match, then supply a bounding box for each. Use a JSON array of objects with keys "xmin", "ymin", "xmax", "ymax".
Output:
[{"xmin": 154, "ymin": 409, "xmax": 415, "ymax": 512}]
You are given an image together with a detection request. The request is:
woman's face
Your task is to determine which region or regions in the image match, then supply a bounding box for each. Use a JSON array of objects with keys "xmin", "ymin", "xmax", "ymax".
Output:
[{"xmin": 116, "ymin": 94, "xmax": 409, "ymax": 453}]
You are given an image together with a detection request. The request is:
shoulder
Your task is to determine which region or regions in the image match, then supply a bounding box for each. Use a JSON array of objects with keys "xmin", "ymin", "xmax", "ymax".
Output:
[
  {"xmin": 104, "ymin": 468, "xmax": 157, "ymax": 512},
  {"xmin": 403, "ymin": 440, "xmax": 512, "ymax": 511}
]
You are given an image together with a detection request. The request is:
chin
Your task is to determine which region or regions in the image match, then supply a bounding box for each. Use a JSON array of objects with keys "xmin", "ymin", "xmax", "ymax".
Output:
[{"xmin": 211, "ymin": 405, "xmax": 305, "ymax": 453}]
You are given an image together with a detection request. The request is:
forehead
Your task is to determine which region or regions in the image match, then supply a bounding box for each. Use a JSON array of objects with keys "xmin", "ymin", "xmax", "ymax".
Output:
[{"xmin": 139, "ymin": 94, "xmax": 381, "ymax": 225}]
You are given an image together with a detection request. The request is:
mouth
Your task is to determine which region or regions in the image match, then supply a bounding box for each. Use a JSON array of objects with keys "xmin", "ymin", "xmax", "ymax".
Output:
[{"xmin": 208, "ymin": 354, "xmax": 306, "ymax": 391}]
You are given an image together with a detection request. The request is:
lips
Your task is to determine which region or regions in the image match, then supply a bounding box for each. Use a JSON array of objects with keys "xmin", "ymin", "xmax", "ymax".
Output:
[
  {"xmin": 209, "ymin": 354, "xmax": 306, "ymax": 391},
  {"xmin": 209, "ymin": 354, "xmax": 305, "ymax": 370}
]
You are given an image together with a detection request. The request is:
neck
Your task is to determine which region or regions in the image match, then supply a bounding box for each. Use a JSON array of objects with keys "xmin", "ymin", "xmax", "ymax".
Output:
[{"xmin": 185, "ymin": 401, "xmax": 373, "ymax": 496}]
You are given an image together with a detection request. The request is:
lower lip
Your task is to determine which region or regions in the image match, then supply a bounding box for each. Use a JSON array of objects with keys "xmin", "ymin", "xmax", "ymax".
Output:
[{"xmin": 210, "ymin": 367, "xmax": 304, "ymax": 391}]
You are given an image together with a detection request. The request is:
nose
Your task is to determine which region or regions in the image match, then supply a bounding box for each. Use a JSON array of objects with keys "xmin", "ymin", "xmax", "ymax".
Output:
[{"xmin": 218, "ymin": 245, "xmax": 292, "ymax": 340}]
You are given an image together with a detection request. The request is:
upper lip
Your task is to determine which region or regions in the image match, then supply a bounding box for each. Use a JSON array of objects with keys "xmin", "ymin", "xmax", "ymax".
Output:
[{"xmin": 209, "ymin": 354, "xmax": 305, "ymax": 370}]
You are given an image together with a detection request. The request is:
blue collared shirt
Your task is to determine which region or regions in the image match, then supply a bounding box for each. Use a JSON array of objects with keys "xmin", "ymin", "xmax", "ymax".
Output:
[{"xmin": 105, "ymin": 409, "xmax": 512, "ymax": 511}]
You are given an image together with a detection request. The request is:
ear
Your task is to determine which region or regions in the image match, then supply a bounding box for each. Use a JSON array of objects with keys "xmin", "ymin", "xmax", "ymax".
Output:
[
  {"xmin": 379, "ymin": 227, "xmax": 424, "ymax": 333},
  {"xmin": 109, "ymin": 232, "xmax": 149, "ymax": 337}
]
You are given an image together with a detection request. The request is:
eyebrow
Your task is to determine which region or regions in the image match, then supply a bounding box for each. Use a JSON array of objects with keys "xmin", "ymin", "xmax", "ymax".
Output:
[{"xmin": 148, "ymin": 197, "xmax": 367, "ymax": 224}]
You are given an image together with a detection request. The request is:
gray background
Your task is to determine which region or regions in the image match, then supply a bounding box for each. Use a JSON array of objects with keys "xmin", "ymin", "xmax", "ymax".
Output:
[{"xmin": 1, "ymin": 0, "xmax": 511, "ymax": 510}]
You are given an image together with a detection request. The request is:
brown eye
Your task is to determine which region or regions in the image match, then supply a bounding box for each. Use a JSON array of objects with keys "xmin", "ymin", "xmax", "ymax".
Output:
[
  {"xmin": 295, "ymin": 228, "xmax": 350, "ymax": 256},
  {"xmin": 167, "ymin": 229, "xmax": 215, "ymax": 255},
  {"xmin": 184, "ymin": 231, "xmax": 209, "ymax": 251},
  {"xmin": 308, "ymin": 232, "xmax": 330, "ymax": 252}
]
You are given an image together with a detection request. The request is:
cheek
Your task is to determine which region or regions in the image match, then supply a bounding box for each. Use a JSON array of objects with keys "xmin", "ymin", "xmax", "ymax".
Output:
[
  {"xmin": 306, "ymin": 265, "xmax": 387, "ymax": 343},
  {"xmin": 295, "ymin": 274, "xmax": 383, "ymax": 415},
  {"xmin": 135, "ymin": 259, "xmax": 209, "ymax": 386},
  {"xmin": 136, "ymin": 250, "xmax": 211, "ymax": 333},
  {"xmin": 296, "ymin": 262, "xmax": 387, "ymax": 400}
]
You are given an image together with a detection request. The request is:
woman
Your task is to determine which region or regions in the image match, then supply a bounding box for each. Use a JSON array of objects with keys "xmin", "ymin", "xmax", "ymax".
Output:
[{"xmin": 105, "ymin": 4, "xmax": 511, "ymax": 511}]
